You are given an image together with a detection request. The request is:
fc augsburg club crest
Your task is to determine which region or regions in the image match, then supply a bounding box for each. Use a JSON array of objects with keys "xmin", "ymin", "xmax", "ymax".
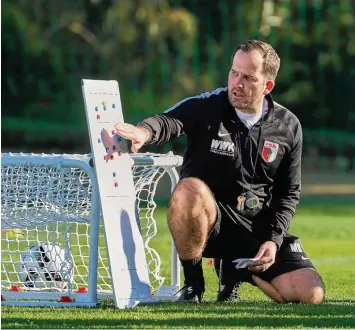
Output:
[{"xmin": 262, "ymin": 140, "xmax": 279, "ymax": 163}]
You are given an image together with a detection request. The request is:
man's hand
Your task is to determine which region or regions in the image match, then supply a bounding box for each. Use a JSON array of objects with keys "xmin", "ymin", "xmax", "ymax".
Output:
[
  {"xmin": 248, "ymin": 241, "xmax": 277, "ymax": 272},
  {"xmin": 114, "ymin": 123, "xmax": 151, "ymax": 153}
]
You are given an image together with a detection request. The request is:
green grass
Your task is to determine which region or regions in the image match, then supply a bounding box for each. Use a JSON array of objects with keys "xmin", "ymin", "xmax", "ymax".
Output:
[{"xmin": 2, "ymin": 201, "xmax": 355, "ymax": 329}]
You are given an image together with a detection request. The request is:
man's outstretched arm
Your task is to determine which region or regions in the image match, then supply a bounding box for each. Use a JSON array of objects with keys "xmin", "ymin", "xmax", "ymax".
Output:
[{"xmin": 115, "ymin": 95, "xmax": 205, "ymax": 152}]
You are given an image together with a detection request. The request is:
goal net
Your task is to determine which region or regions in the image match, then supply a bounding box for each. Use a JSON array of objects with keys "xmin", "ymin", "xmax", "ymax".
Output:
[{"xmin": 1, "ymin": 152, "xmax": 182, "ymax": 306}]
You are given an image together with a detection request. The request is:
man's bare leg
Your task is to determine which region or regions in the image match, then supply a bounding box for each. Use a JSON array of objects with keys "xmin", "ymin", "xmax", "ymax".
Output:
[
  {"xmin": 168, "ymin": 177, "xmax": 217, "ymax": 259},
  {"xmin": 253, "ymin": 268, "xmax": 325, "ymax": 304},
  {"xmin": 252, "ymin": 275, "xmax": 286, "ymax": 303},
  {"xmin": 167, "ymin": 177, "xmax": 217, "ymax": 302}
]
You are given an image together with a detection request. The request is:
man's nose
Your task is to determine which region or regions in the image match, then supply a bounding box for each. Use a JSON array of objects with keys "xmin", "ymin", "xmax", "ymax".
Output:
[
  {"xmin": 233, "ymin": 77, "xmax": 243, "ymax": 88},
  {"xmin": 235, "ymin": 81, "xmax": 243, "ymax": 89}
]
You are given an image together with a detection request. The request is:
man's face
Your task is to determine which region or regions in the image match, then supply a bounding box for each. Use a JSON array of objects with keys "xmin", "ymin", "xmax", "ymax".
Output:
[{"xmin": 228, "ymin": 50, "xmax": 274, "ymax": 111}]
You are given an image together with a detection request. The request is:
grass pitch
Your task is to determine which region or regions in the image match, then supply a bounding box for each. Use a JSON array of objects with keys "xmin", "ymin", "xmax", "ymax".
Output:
[{"xmin": 2, "ymin": 200, "xmax": 355, "ymax": 329}]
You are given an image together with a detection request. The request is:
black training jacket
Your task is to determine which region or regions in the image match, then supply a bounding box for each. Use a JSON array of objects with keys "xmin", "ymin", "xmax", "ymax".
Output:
[{"xmin": 138, "ymin": 87, "xmax": 302, "ymax": 248}]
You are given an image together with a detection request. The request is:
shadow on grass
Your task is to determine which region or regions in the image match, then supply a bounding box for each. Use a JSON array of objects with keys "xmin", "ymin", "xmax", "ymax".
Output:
[{"xmin": 2, "ymin": 300, "xmax": 355, "ymax": 329}]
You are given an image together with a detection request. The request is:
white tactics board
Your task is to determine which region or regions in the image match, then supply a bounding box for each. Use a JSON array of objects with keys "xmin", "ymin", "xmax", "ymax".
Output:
[{"xmin": 81, "ymin": 79, "xmax": 151, "ymax": 309}]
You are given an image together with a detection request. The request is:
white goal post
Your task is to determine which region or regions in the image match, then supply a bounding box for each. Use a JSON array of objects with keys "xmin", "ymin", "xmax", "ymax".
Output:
[{"xmin": 1, "ymin": 152, "xmax": 182, "ymax": 307}]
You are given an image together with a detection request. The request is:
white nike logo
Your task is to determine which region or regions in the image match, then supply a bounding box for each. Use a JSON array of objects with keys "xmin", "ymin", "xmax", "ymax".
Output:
[
  {"xmin": 218, "ymin": 132, "xmax": 231, "ymax": 137},
  {"xmin": 301, "ymin": 256, "xmax": 310, "ymax": 260},
  {"xmin": 219, "ymin": 284, "xmax": 225, "ymax": 291}
]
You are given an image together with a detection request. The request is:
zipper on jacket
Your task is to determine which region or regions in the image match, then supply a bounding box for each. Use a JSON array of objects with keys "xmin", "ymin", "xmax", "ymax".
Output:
[{"xmin": 244, "ymin": 127, "xmax": 253, "ymax": 149}]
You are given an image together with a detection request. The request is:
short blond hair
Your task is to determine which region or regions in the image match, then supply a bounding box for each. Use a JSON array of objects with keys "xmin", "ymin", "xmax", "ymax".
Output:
[{"xmin": 232, "ymin": 40, "xmax": 280, "ymax": 81}]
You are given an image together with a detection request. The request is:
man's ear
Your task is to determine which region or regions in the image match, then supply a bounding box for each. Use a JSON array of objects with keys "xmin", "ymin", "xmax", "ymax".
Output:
[{"xmin": 263, "ymin": 80, "xmax": 275, "ymax": 95}]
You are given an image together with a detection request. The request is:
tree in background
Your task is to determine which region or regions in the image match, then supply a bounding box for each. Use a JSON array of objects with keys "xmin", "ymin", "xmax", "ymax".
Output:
[{"xmin": 1, "ymin": 0, "xmax": 354, "ymax": 154}]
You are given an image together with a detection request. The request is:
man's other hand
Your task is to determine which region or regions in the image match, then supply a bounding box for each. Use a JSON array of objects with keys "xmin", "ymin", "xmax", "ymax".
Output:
[
  {"xmin": 248, "ymin": 241, "xmax": 277, "ymax": 272},
  {"xmin": 114, "ymin": 123, "xmax": 151, "ymax": 153}
]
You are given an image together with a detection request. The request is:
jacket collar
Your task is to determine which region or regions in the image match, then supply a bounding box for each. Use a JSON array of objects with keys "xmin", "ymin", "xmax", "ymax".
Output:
[
  {"xmin": 263, "ymin": 93, "xmax": 275, "ymax": 124},
  {"xmin": 224, "ymin": 91, "xmax": 275, "ymax": 125}
]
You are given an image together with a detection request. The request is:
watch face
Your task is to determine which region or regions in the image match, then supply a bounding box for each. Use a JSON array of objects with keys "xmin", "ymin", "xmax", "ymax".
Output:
[{"xmin": 244, "ymin": 191, "xmax": 259, "ymax": 210}]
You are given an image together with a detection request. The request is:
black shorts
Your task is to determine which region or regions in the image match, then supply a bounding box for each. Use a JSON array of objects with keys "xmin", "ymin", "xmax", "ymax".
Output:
[{"xmin": 202, "ymin": 201, "xmax": 315, "ymax": 283}]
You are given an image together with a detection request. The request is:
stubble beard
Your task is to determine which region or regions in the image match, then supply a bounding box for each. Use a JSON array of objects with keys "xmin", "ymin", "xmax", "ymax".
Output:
[{"xmin": 228, "ymin": 91, "xmax": 258, "ymax": 114}]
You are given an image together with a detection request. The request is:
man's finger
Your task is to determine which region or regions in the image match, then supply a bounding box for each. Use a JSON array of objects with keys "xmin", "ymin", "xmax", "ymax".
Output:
[
  {"xmin": 115, "ymin": 129, "xmax": 133, "ymax": 140},
  {"xmin": 115, "ymin": 127, "xmax": 129, "ymax": 135},
  {"xmin": 248, "ymin": 255, "xmax": 274, "ymax": 272},
  {"xmin": 254, "ymin": 247, "xmax": 266, "ymax": 260},
  {"xmin": 261, "ymin": 255, "xmax": 273, "ymax": 264},
  {"xmin": 249, "ymin": 259, "xmax": 265, "ymax": 267},
  {"xmin": 114, "ymin": 124, "xmax": 130, "ymax": 134},
  {"xmin": 248, "ymin": 262, "xmax": 272, "ymax": 272},
  {"xmin": 248, "ymin": 265, "xmax": 265, "ymax": 272},
  {"xmin": 131, "ymin": 143, "xmax": 139, "ymax": 153},
  {"xmin": 131, "ymin": 142, "xmax": 142, "ymax": 153},
  {"xmin": 249, "ymin": 254, "xmax": 272, "ymax": 267},
  {"xmin": 114, "ymin": 124, "xmax": 124, "ymax": 132}
]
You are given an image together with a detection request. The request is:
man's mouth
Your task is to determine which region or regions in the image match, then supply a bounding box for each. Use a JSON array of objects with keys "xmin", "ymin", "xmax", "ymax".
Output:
[{"xmin": 232, "ymin": 91, "xmax": 245, "ymax": 98}]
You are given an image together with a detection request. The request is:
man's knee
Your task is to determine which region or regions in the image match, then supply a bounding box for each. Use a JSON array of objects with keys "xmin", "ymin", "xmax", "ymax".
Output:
[
  {"xmin": 169, "ymin": 178, "xmax": 216, "ymax": 221},
  {"xmin": 271, "ymin": 268, "xmax": 325, "ymax": 304},
  {"xmin": 280, "ymin": 284, "xmax": 324, "ymax": 305},
  {"xmin": 306, "ymin": 285, "xmax": 325, "ymax": 304}
]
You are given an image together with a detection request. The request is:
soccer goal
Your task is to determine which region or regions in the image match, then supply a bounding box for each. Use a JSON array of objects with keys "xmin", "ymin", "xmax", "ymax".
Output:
[
  {"xmin": 1, "ymin": 79, "xmax": 183, "ymax": 308},
  {"xmin": 1, "ymin": 152, "xmax": 182, "ymax": 307}
]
